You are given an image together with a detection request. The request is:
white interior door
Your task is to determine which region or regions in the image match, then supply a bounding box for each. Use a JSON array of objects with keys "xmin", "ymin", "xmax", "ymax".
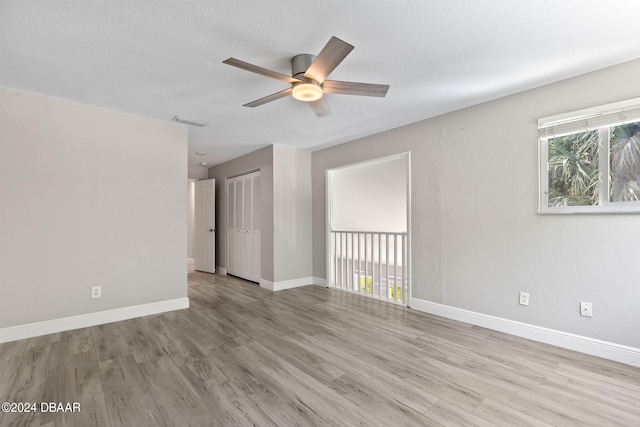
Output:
[
  {"xmin": 248, "ymin": 173, "xmax": 261, "ymax": 279},
  {"xmin": 195, "ymin": 179, "xmax": 215, "ymax": 273}
]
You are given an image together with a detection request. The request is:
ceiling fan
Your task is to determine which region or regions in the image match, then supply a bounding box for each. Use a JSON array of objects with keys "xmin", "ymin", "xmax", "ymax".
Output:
[{"xmin": 223, "ymin": 36, "xmax": 389, "ymax": 118}]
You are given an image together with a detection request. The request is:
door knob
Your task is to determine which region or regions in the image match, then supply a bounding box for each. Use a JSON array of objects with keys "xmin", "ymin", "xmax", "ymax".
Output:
[{"xmin": 208, "ymin": 228, "xmax": 215, "ymax": 232}]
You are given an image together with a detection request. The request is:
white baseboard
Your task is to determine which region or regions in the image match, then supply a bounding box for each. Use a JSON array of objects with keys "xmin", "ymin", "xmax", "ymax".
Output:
[
  {"xmin": 0, "ymin": 297, "xmax": 190, "ymax": 343},
  {"xmin": 312, "ymin": 277, "xmax": 327, "ymax": 287},
  {"xmin": 410, "ymin": 298, "xmax": 640, "ymax": 368},
  {"xmin": 259, "ymin": 279, "xmax": 275, "ymax": 291},
  {"xmin": 260, "ymin": 276, "xmax": 314, "ymax": 292},
  {"xmin": 217, "ymin": 266, "xmax": 227, "ymax": 275}
]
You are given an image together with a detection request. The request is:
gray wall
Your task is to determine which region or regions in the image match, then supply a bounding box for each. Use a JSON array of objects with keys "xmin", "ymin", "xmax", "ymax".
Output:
[
  {"xmin": 0, "ymin": 88, "xmax": 188, "ymax": 328},
  {"xmin": 188, "ymin": 165, "xmax": 209, "ymax": 180},
  {"xmin": 312, "ymin": 58, "xmax": 640, "ymax": 348}
]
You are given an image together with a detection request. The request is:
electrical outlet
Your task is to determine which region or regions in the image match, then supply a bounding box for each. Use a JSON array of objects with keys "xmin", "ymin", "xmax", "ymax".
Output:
[
  {"xmin": 91, "ymin": 286, "xmax": 102, "ymax": 299},
  {"xmin": 519, "ymin": 292, "xmax": 530, "ymax": 306},
  {"xmin": 580, "ymin": 301, "xmax": 593, "ymax": 317}
]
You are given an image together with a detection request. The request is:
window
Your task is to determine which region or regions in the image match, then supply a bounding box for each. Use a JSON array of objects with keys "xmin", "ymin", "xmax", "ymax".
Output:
[{"xmin": 539, "ymin": 97, "xmax": 640, "ymax": 213}]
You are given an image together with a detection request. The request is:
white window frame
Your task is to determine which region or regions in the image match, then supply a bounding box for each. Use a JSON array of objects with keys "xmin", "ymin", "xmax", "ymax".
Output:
[{"xmin": 539, "ymin": 97, "xmax": 640, "ymax": 214}]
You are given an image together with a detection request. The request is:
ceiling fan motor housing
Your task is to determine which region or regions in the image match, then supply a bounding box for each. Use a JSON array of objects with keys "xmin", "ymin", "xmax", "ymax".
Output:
[
  {"xmin": 291, "ymin": 54, "xmax": 316, "ymax": 79},
  {"xmin": 291, "ymin": 54, "xmax": 323, "ymax": 101}
]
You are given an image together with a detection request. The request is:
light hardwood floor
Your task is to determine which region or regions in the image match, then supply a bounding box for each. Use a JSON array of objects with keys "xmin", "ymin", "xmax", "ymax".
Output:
[{"xmin": 1, "ymin": 270, "xmax": 640, "ymax": 426}]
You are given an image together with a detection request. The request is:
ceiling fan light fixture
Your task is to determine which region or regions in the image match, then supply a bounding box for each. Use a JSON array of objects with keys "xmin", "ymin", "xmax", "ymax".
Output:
[{"xmin": 292, "ymin": 81, "xmax": 323, "ymax": 102}]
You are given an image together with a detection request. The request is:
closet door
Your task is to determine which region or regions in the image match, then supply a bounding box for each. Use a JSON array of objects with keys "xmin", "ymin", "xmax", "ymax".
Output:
[
  {"xmin": 226, "ymin": 171, "xmax": 261, "ymax": 282},
  {"xmin": 235, "ymin": 179, "xmax": 245, "ymax": 275},
  {"xmin": 226, "ymin": 180, "xmax": 237, "ymax": 274},
  {"xmin": 250, "ymin": 174, "xmax": 261, "ymax": 279}
]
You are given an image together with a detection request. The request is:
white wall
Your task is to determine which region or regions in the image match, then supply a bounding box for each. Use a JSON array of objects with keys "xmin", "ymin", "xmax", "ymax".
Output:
[
  {"xmin": 272, "ymin": 145, "xmax": 312, "ymax": 283},
  {"xmin": 330, "ymin": 157, "xmax": 407, "ymax": 232},
  {"xmin": 0, "ymin": 88, "xmax": 188, "ymax": 331},
  {"xmin": 312, "ymin": 58, "xmax": 640, "ymax": 349}
]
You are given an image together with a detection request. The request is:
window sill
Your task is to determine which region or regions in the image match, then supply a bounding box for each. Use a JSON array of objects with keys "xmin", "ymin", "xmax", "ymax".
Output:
[{"xmin": 538, "ymin": 202, "xmax": 640, "ymax": 214}]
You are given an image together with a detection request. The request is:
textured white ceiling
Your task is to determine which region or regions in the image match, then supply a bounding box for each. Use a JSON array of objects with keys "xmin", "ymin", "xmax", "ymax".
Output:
[{"xmin": 2, "ymin": 1, "xmax": 640, "ymax": 168}]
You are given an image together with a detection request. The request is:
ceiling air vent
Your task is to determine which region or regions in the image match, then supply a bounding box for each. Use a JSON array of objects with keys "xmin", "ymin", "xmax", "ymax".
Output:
[{"xmin": 172, "ymin": 116, "xmax": 209, "ymax": 127}]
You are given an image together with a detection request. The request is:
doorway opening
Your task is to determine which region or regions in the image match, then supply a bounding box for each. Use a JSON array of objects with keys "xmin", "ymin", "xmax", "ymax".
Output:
[
  {"xmin": 194, "ymin": 179, "xmax": 216, "ymax": 273},
  {"xmin": 187, "ymin": 179, "xmax": 197, "ymax": 267},
  {"xmin": 326, "ymin": 153, "xmax": 411, "ymax": 306}
]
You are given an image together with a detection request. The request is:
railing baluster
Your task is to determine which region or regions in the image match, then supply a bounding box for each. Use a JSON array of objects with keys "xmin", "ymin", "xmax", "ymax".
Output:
[
  {"xmin": 369, "ymin": 233, "xmax": 372, "ymax": 296},
  {"xmin": 384, "ymin": 233, "xmax": 389, "ymax": 301},
  {"xmin": 332, "ymin": 231, "xmax": 336, "ymax": 288},
  {"xmin": 351, "ymin": 232, "xmax": 354, "ymax": 291},
  {"xmin": 403, "ymin": 233, "xmax": 408, "ymax": 305},
  {"xmin": 400, "ymin": 234, "xmax": 404, "ymax": 304},
  {"xmin": 340, "ymin": 233, "xmax": 345, "ymax": 288},
  {"xmin": 394, "ymin": 234, "xmax": 399, "ymax": 302},
  {"xmin": 345, "ymin": 232, "xmax": 349, "ymax": 291},
  {"xmin": 373, "ymin": 233, "xmax": 377, "ymax": 298},
  {"xmin": 366, "ymin": 233, "xmax": 370, "ymax": 296},
  {"xmin": 333, "ymin": 231, "xmax": 337, "ymax": 288},
  {"xmin": 395, "ymin": 233, "xmax": 399, "ymax": 303},
  {"xmin": 364, "ymin": 233, "xmax": 367, "ymax": 295},
  {"xmin": 336, "ymin": 232, "xmax": 340, "ymax": 288},
  {"xmin": 329, "ymin": 230, "xmax": 408, "ymax": 306},
  {"xmin": 358, "ymin": 233, "xmax": 362, "ymax": 294},
  {"xmin": 341, "ymin": 232, "xmax": 344, "ymax": 289},
  {"xmin": 377, "ymin": 233, "xmax": 381, "ymax": 300},
  {"xmin": 351, "ymin": 232, "xmax": 355, "ymax": 292}
]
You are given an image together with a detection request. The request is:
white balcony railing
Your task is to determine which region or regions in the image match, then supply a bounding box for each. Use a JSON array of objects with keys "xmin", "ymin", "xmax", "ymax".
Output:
[{"xmin": 329, "ymin": 230, "xmax": 408, "ymax": 305}]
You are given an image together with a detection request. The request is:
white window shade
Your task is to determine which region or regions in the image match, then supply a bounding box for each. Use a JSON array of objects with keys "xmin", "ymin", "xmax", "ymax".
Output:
[{"xmin": 539, "ymin": 96, "xmax": 640, "ymax": 139}]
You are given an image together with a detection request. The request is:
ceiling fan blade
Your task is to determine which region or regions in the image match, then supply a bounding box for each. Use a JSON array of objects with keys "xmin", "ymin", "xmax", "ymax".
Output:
[
  {"xmin": 303, "ymin": 36, "xmax": 354, "ymax": 84},
  {"xmin": 322, "ymin": 80, "xmax": 389, "ymax": 97},
  {"xmin": 223, "ymin": 58, "xmax": 301, "ymax": 84},
  {"xmin": 308, "ymin": 97, "xmax": 332, "ymax": 118},
  {"xmin": 243, "ymin": 88, "xmax": 293, "ymax": 107}
]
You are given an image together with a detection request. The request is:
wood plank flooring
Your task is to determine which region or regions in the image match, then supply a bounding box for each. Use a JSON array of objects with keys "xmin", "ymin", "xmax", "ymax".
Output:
[{"xmin": 1, "ymin": 270, "xmax": 640, "ymax": 426}]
